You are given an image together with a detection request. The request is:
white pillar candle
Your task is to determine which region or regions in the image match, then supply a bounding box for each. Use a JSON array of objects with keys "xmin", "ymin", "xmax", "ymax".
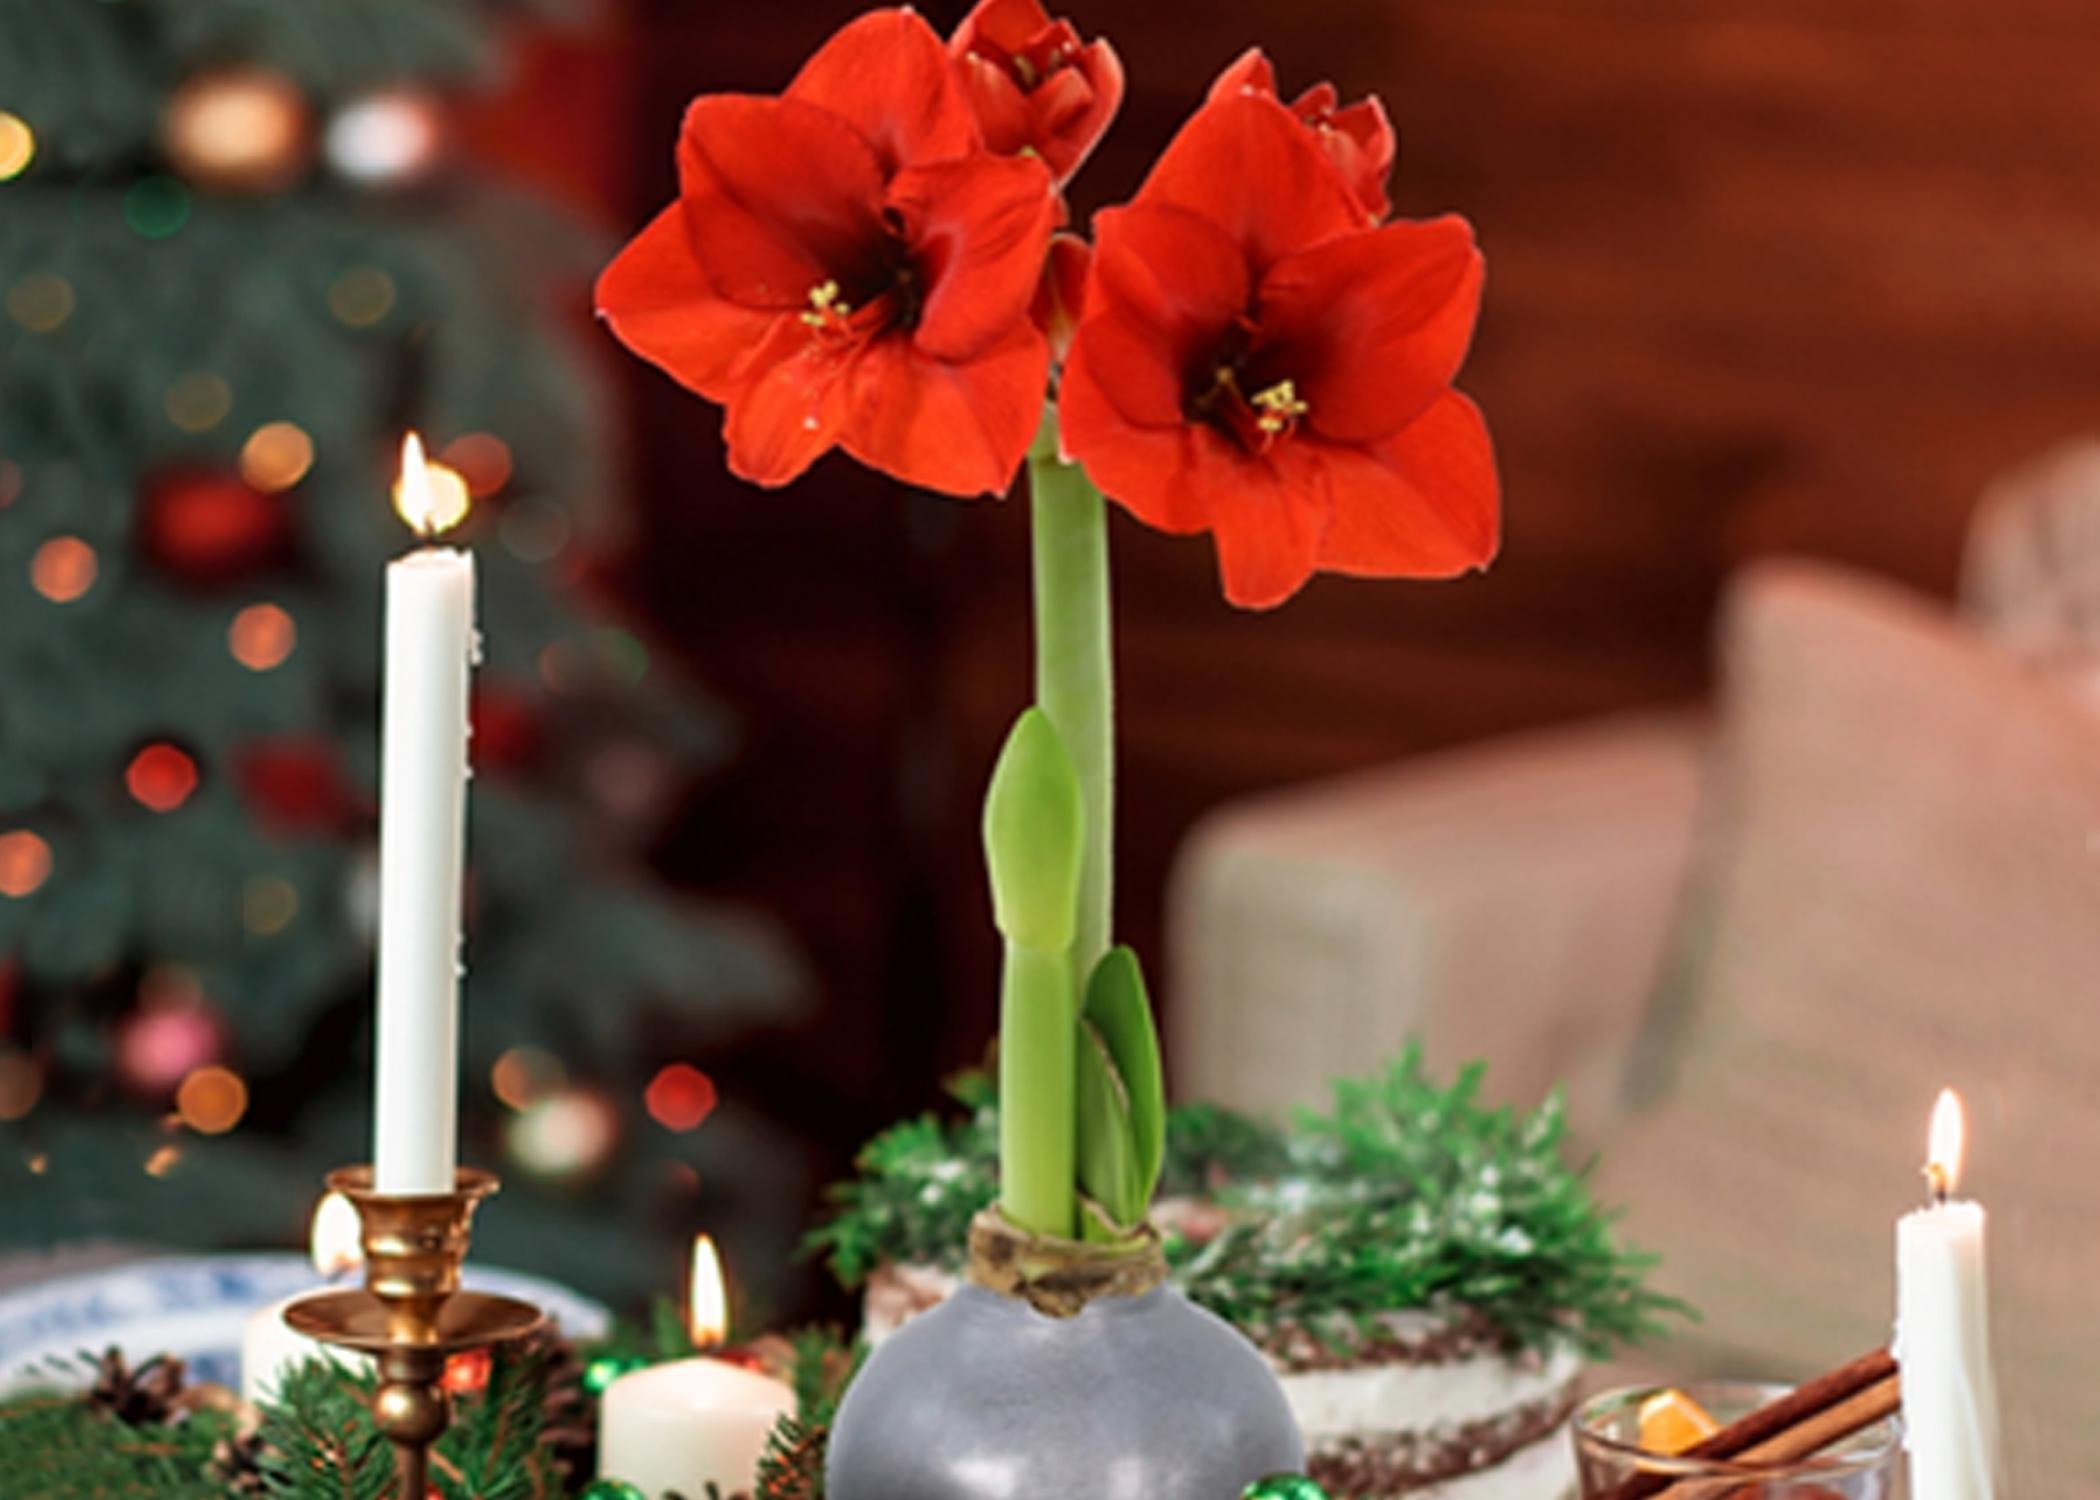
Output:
[
  {"xmin": 599, "ymin": 1237, "xmax": 794, "ymax": 1497},
  {"xmin": 239, "ymin": 1194, "xmax": 368, "ymax": 1404},
  {"xmin": 1895, "ymin": 1088, "xmax": 1999, "ymax": 1500},
  {"xmin": 373, "ymin": 434, "xmax": 477, "ymax": 1195}
]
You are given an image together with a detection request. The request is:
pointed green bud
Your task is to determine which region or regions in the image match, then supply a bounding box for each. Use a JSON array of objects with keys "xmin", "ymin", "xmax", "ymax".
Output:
[
  {"xmin": 1075, "ymin": 1017, "xmax": 1144, "ymax": 1231},
  {"xmin": 1084, "ymin": 946, "xmax": 1166, "ymax": 1204},
  {"xmin": 983, "ymin": 707, "xmax": 1084, "ymax": 953}
]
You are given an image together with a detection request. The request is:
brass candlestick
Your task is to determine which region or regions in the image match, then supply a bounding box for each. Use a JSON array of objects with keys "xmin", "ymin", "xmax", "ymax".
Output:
[{"xmin": 285, "ymin": 1166, "xmax": 544, "ymax": 1500}]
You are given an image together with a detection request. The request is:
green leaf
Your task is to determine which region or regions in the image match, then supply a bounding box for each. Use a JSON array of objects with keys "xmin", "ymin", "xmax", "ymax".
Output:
[
  {"xmin": 1074, "ymin": 1018, "xmax": 1143, "ymax": 1231},
  {"xmin": 982, "ymin": 708, "xmax": 1085, "ymax": 953},
  {"xmin": 1083, "ymin": 946, "xmax": 1165, "ymax": 1204}
]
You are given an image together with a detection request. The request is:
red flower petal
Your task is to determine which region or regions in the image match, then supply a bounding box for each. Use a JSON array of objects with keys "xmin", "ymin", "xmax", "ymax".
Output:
[
  {"xmin": 1136, "ymin": 94, "xmax": 1363, "ymax": 271},
  {"xmin": 1205, "ymin": 47, "xmax": 1278, "ymax": 103},
  {"xmin": 953, "ymin": 53, "xmax": 1036, "ymax": 158},
  {"xmin": 1089, "ymin": 203, "xmax": 1248, "ymax": 341},
  {"xmin": 953, "ymin": 0, "xmax": 1054, "ymax": 57},
  {"xmin": 840, "ymin": 324, "xmax": 1051, "ymax": 496},
  {"xmin": 1030, "ymin": 232, "xmax": 1091, "ymax": 360},
  {"xmin": 1058, "ymin": 341, "xmax": 1209, "ymax": 532},
  {"xmin": 1205, "ymin": 49, "xmax": 1394, "ymax": 222},
  {"xmin": 1316, "ymin": 390, "xmax": 1500, "ymax": 577},
  {"xmin": 595, "ymin": 205, "xmax": 775, "ymax": 401},
  {"xmin": 888, "ymin": 153, "xmax": 1059, "ymax": 363},
  {"xmin": 1258, "ymin": 216, "xmax": 1483, "ymax": 444},
  {"xmin": 721, "ymin": 316, "xmax": 854, "ymax": 488},
  {"xmin": 1200, "ymin": 436, "xmax": 1329, "ymax": 609},
  {"xmin": 787, "ymin": 8, "xmax": 982, "ymax": 173},
  {"xmin": 677, "ymin": 95, "xmax": 889, "ymax": 310}
]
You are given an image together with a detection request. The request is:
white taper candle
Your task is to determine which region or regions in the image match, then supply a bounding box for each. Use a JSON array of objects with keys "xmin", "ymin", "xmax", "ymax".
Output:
[
  {"xmin": 1894, "ymin": 1089, "xmax": 1999, "ymax": 1500},
  {"xmin": 373, "ymin": 434, "xmax": 476, "ymax": 1195}
]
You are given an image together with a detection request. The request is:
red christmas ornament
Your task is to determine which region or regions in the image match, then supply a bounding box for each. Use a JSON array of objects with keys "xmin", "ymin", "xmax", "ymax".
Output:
[
  {"xmin": 235, "ymin": 738, "xmax": 358, "ymax": 835},
  {"xmin": 137, "ymin": 468, "xmax": 290, "ymax": 586},
  {"xmin": 441, "ymin": 1347, "xmax": 492, "ymax": 1395},
  {"xmin": 469, "ymin": 685, "xmax": 542, "ymax": 774}
]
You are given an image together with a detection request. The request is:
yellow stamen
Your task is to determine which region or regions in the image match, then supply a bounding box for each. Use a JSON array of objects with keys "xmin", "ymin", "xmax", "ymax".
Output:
[
  {"xmin": 799, "ymin": 279, "xmax": 850, "ymax": 328},
  {"xmin": 1251, "ymin": 378, "xmax": 1309, "ymax": 434}
]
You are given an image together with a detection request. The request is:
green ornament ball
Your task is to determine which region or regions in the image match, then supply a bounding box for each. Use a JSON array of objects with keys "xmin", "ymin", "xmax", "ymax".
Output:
[
  {"xmin": 1243, "ymin": 1476, "xmax": 1329, "ymax": 1500},
  {"xmin": 579, "ymin": 1481, "xmax": 646, "ymax": 1500},
  {"xmin": 582, "ymin": 1352, "xmax": 649, "ymax": 1395}
]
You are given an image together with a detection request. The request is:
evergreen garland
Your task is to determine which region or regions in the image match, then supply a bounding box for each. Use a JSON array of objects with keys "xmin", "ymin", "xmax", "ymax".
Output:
[{"xmin": 1174, "ymin": 1045, "xmax": 1692, "ymax": 1359}]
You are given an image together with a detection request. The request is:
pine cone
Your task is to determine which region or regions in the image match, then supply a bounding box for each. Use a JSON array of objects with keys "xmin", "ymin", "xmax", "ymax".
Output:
[
  {"xmin": 86, "ymin": 1347, "xmax": 188, "ymax": 1426},
  {"xmin": 533, "ymin": 1330, "xmax": 597, "ymax": 1482},
  {"xmin": 210, "ymin": 1426, "xmax": 269, "ymax": 1496}
]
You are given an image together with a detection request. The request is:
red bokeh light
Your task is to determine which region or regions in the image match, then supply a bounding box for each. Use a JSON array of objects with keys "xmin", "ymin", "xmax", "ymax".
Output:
[
  {"xmin": 126, "ymin": 743, "xmax": 200, "ymax": 813},
  {"xmin": 644, "ymin": 1063, "xmax": 718, "ymax": 1133}
]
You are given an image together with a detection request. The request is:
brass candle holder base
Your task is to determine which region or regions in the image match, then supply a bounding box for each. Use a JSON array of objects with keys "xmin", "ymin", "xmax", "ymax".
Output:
[{"xmin": 285, "ymin": 1166, "xmax": 544, "ymax": 1500}]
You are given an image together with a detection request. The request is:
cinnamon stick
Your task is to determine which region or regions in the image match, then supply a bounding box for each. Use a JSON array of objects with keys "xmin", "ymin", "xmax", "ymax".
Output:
[{"xmin": 1596, "ymin": 1348, "xmax": 1897, "ymax": 1500}]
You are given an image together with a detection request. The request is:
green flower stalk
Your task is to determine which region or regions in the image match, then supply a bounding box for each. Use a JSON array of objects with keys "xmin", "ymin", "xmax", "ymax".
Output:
[
  {"xmin": 1027, "ymin": 418, "xmax": 1115, "ymax": 982},
  {"xmin": 982, "ymin": 412, "xmax": 1167, "ymax": 1246}
]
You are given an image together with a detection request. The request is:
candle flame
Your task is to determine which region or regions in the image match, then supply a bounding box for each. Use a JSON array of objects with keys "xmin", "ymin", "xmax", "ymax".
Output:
[
  {"xmin": 1925, "ymin": 1087, "xmax": 1966, "ymax": 1201},
  {"xmin": 688, "ymin": 1234, "xmax": 728, "ymax": 1350},
  {"xmin": 309, "ymin": 1191, "xmax": 364, "ymax": 1278},
  {"xmin": 392, "ymin": 431, "xmax": 472, "ymax": 539}
]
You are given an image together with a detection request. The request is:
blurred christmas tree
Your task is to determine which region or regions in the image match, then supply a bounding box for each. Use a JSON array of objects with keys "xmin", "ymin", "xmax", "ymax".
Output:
[{"xmin": 0, "ymin": 0, "xmax": 806, "ymax": 1305}]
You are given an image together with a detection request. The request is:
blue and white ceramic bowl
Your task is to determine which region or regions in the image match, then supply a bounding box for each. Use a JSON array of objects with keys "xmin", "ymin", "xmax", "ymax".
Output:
[{"xmin": 0, "ymin": 1253, "xmax": 609, "ymax": 1394}]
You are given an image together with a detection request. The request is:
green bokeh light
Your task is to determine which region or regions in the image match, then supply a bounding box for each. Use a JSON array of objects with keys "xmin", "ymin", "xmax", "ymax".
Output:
[{"xmin": 123, "ymin": 175, "xmax": 190, "ymax": 239}]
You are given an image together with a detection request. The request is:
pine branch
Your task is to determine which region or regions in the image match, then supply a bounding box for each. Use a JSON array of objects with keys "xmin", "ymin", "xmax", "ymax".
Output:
[
  {"xmin": 1174, "ymin": 1044, "xmax": 1693, "ymax": 1360},
  {"xmin": 256, "ymin": 1361, "xmax": 391, "ymax": 1500}
]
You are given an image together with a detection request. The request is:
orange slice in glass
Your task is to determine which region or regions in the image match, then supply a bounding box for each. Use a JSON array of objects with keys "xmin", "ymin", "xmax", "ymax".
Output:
[{"xmin": 1637, "ymin": 1388, "xmax": 1722, "ymax": 1456}]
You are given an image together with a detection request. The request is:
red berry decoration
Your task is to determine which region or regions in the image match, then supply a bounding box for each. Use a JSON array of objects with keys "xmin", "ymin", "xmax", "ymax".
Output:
[
  {"xmin": 137, "ymin": 468, "xmax": 290, "ymax": 586},
  {"xmin": 441, "ymin": 1347, "xmax": 492, "ymax": 1395},
  {"xmin": 235, "ymin": 738, "xmax": 357, "ymax": 834}
]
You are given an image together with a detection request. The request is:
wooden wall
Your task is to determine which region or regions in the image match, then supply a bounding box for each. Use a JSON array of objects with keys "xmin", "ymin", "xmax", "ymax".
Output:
[{"xmin": 604, "ymin": 0, "xmax": 2100, "ymax": 1137}]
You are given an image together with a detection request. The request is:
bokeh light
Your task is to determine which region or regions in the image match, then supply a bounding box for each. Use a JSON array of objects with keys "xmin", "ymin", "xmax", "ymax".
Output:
[
  {"xmin": 644, "ymin": 1063, "xmax": 718, "ymax": 1132},
  {"xmin": 229, "ymin": 602, "xmax": 297, "ymax": 670},
  {"xmin": 0, "ymin": 1049, "xmax": 40, "ymax": 1121},
  {"xmin": 165, "ymin": 371, "xmax": 232, "ymax": 433},
  {"xmin": 0, "ymin": 459, "xmax": 21, "ymax": 507},
  {"xmin": 30, "ymin": 536, "xmax": 97, "ymax": 603},
  {"xmin": 506, "ymin": 1088, "xmax": 620, "ymax": 1181},
  {"xmin": 242, "ymin": 874, "xmax": 299, "ymax": 934},
  {"xmin": 6, "ymin": 271, "xmax": 74, "ymax": 332},
  {"xmin": 143, "ymin": 1144, "xmax": 182, "ymax": 1177},
  {"xmin": 163, "ymin": 68, "xmax": 312, "ymax": 194},
  {"xmin": 0, "ymin": 112, "xmax": 35, "ymax": 180},
  {"xmin": 118, "ymin": 1001, "xmax": 220, "ymax": 1094},
  {"xmin": 392, "ymin": 457, "xmax": 471, "ymax": 536},
  {"xmin": 25, "ymin": 1152, "xmax": 47, "ymax": 1175},
  {"xmin": 329, "ymin": 266, "xmax": 396, "ymax": 327},
  {"xmin": 175, "ymin": 1065, "xmax": 249, "ymax": 1134},
  {"xmin": 441, "ymin": 433, "xmax": 513, "ymax": 498},
  {"xmin": 127, "ymin": 743, "xmax": 200, "ymax": 813},
  {"xmin": 0, "ymin": 830, "xmax": 52, "ymax": 898},
  {"xmin": 124, "ymin": 175, "xmax": 191, "ymax": 238},
  {"xmin": 491, "ymin": 1046, "xmax": 564, "ymax": 1112},
  {"xmin": 239, "ymin": 421, "xmax": 315, "ymax": 492},
  {"xmin": 326, "ymin": 90, "xmax": 444, "ymax": 185},
  {"xmin": 499, "ymin": 497, "xmax": 571, "ymax": 564}
]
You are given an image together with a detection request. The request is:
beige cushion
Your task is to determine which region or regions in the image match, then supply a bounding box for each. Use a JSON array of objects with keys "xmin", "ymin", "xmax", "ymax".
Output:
[
  {"xmin": 1168, "ymin": 711, "xmax": 1706, "ymax": 1130},
  {"xmin": 1601, "ymin": 560, "xmax": 2100, "ymax": 1494}
]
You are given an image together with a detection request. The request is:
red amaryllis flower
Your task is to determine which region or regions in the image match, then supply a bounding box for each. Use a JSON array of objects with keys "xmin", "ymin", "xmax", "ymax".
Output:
[
  {"xmin": 1030, "ymin": 232, "xmax": 1091, "ymax": 361},
  {"xmin": 950, "ymin": 0, "xmax": 1124, "ymax": 184},
  {"xmin": 1059, "ymin": 93, "xmax": 1497, "ymax": 610},
  {"xmin": 1207, "ymin": 48, "xmax": 1396, "ymax": 223},
  {"xmin": 596, "ymin": 9, "xmax": 1060, "ymax": 498}
]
